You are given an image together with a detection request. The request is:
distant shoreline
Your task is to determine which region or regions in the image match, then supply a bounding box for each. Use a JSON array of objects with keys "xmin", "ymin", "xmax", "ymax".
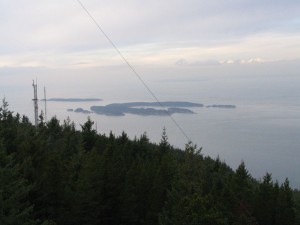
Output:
[
  {"xmin": 206, "ymin": 104, "xmax": 236, "ymax": 108},
  {"xmin": 41, "ymin": 98, "xmax": 102, "ymax": 102},
  {"xmin": 89, "ymin": 101, "xmax": 202, "ymax": 116},
  {"xmin": 66, "ymin": 101, "xmax": 237, "ymax": 116}
]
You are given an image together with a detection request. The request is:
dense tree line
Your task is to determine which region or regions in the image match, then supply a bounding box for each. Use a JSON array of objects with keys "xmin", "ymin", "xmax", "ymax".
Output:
[{"xmin": 0, "ymin": 99, "xmax": 299, "ymax": 225}]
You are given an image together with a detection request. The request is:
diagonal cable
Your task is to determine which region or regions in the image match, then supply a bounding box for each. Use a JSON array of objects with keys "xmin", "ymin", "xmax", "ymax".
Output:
[{"xmin": 76, "ymin": 0, "xmax": 192, "ymax": 143}]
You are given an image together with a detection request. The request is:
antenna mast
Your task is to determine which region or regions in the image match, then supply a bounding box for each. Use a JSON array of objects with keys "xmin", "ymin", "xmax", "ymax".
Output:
[
  {"xmin": 44, "ymin": 86, "xmax": 47, "ymax": 122},
  {"xmin": 32, "ymin": 80, "xmax": 38, "ymax": 128}
]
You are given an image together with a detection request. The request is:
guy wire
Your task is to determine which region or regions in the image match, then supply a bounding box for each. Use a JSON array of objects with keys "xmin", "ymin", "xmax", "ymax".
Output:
[{"xmin": 76, "ymin": 0, "xmax": 192, "ymax": 144}]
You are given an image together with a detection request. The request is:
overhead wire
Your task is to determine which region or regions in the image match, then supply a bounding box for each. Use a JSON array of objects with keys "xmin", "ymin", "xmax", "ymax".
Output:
[{"xmin": 76, "ymin": 0, "xmax": 192, "ymax": 144}]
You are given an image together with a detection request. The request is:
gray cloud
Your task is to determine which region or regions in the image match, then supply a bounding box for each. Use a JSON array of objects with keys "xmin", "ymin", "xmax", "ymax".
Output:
[
  {"xmin": 0, "ymin": 0, "xmax": 299, "ymax": 68},
  {"xmin": 82, "ymin": 0, "xmax": 300, "ymax": 44},
  {"xmin": 175, "ymin": 59, "xmax": 221, "ymax": 66}
]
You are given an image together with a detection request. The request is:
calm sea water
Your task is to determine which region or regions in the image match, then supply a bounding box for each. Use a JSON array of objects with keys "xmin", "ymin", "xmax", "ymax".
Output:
[{"xmin": 1, "ymin": 65, "xmax": 300, "ymax": 188}]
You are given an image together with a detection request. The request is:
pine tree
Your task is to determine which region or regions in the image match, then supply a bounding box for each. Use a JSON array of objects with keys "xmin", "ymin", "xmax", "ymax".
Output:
[
  {"xmin": 0, "ymin": 142, "xmax": 36, "ymax": 225},
  {"xmin": 274, "ymin": 178, "xmax": 296, "ymax": 225},
  {"xmin": 80, "ymin": 117, "xmax": 97, "ymax": 152}
]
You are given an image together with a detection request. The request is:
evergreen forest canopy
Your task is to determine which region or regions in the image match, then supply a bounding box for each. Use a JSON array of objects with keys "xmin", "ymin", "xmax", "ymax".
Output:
[{"xmin": 0, "ymin": 99, "xmax": 300, "ymax": 225}]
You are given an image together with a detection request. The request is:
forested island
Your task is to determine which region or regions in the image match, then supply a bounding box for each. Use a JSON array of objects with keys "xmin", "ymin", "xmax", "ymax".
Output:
[
  {"xmin": 206, "ymin": 104, "xmax": 236, "ymax": 108},
  {"xmin": 68, "ymin": 101, "xmax": 237, "ymax": 116},
  {"xmin": 0, "ymin": 99, "xmax": 299, "ymax": 225},
  {"xmin": 90, "ymin": 101, "xmax": 202, "ymax": 116},
  {"xmin": 74, "ymin": 108, "xmax": 92, "ymax": 114}
]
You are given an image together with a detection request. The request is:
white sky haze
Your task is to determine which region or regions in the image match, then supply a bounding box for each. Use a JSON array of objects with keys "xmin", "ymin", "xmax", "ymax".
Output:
[
  {"xmin": 1, "ymin": 1, "xmax": 300, "ymax": 187},
  {"xmin": 0, "ymin": 0, "xmax": 299, "ymax": 69}
]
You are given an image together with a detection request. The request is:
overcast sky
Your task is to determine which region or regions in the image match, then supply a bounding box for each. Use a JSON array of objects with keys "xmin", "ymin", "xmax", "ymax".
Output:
[
  {"xmin": 1, "ymin": 0, "xmax": 300, "ymax": 186},
  {"xmin": 0, "ymin": 0, "xmax": 299, "ymax": 70}
]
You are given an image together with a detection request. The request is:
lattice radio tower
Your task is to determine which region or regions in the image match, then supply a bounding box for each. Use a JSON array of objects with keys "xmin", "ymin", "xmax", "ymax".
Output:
[
  {"xmin": 32, "ymin": 80, "xmax": 38, "ymax": 128},
  {"xmin": 44, "ymin": 86, "xmax": 47, "ymax": 122}
]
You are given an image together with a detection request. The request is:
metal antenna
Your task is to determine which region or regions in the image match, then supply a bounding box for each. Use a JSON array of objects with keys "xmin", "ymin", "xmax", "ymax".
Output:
[
  {"xmin": 32, "ymin": 80, "xmax": 38, "ymax": 128},
  {"xmin": 44, "ymin": 86, "xmax": 47, "ymax": 122}
]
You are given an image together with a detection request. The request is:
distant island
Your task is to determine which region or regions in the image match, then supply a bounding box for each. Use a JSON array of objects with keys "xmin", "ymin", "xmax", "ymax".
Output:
[
  {"xmin": 68, "ymin": 101, "xmax": 236, "ymax": 116},
  {"xmin": 41, "ymin": 98, "xmax": 102, "ymax": 102},
  {"xmin": 206, "ymin": 104, "xmax": 236, "ymax": 108},
  {"xmin": 74, "ymin": 108, "xmax": 92, "ymax": 114},
  {"xmin": 89, "ymin": 101, "xmax": 203, "ymax": 116}
]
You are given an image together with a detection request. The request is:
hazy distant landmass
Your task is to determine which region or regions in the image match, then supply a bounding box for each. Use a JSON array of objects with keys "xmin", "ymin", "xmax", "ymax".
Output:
[
  {"xmin": 167, "ymin": 107, "xmax": 195, "ymax": 114},
  {"xmin": 206, "ymin": 104, "xmax": 236, "ymax": 108},
  {"xmin": 90, "ymin": 101, "xmax": 202, "ymax": 116},
  {"xmin": 74, "ymin": 108, "xmax": 92, "ymax": 114},
  {"xmin": 106, "ymin": 101, "xmax": 204, "ymax": 108},
  {"xmin": 42, "ymin": 98, "xmax": 102, "ymax": 102},
  {"xmin": 67, "ymin": 101, "xmax": 236, "ymax": 116}
]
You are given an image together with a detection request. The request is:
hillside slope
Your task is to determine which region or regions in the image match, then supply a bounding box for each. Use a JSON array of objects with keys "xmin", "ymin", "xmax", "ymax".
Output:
[{"xmin": 0, "ymin": 99, "xmax": 299, "ymax": 225}]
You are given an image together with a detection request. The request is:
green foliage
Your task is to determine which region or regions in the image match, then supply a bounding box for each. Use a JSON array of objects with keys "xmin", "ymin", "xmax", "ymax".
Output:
[
  {"xmin": 80, "ymin": 117, "xmax": 97, "ymax": 152},
  {"xmin": 0, "ymin": 100, "xmax": 299, "ymax": 225},
  {"xmin": 294, "ymin": 189, "xmax": 300, "ymax": 225},
  {"xmin": 0, "ymin": 143, "xmax": 36, "ymax": 225}
]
